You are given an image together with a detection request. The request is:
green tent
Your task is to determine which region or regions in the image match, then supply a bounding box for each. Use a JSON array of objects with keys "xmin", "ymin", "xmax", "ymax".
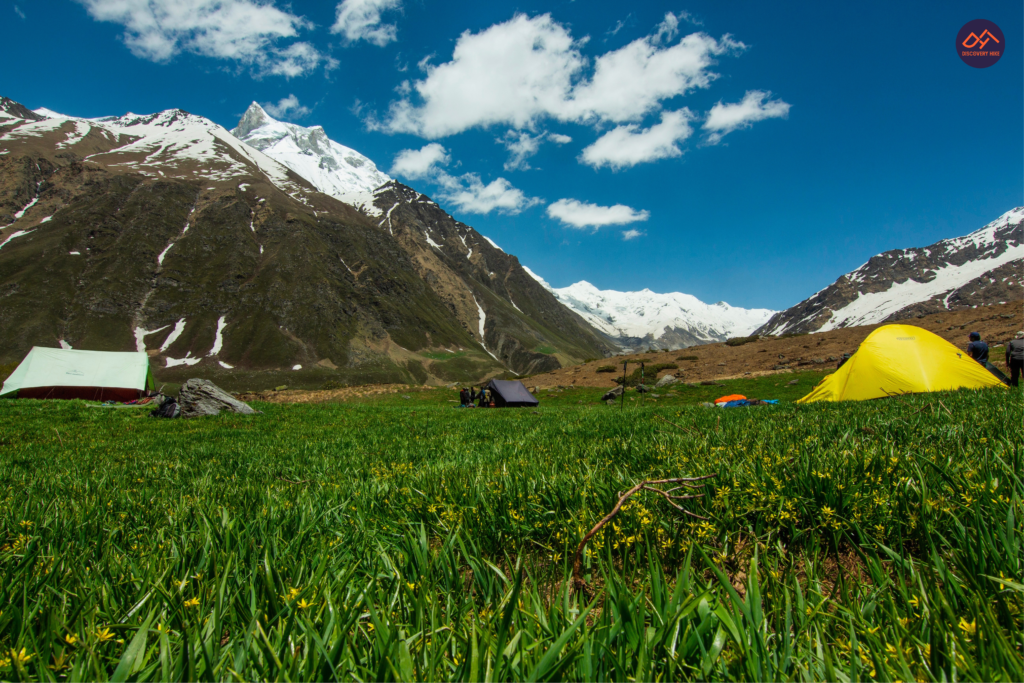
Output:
[{"xmin": 1, "ymin": 347, "xmax": 155, "ymax": 401}]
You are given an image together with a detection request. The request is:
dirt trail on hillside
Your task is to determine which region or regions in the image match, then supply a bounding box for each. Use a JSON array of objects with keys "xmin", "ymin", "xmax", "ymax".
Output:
[
  {"xmin": 239, "ymin": 383, "xmax": 429, "ymax": 404},
  {"xmin": 525, "ymin": 302, "xmax": 1022, "ymax": 389}
]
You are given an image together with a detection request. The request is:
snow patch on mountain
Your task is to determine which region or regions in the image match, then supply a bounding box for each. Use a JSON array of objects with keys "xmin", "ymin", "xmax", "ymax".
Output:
[
  {"xmin": 231, "ymin": 102, "xmax": 390, "ymax": 212},
  {"xmin": 821, "ymin": 245, "xmax": 1022, "ymax": 330}
]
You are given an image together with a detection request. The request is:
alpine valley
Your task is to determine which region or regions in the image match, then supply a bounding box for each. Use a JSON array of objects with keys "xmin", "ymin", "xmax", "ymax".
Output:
[{"xmin": 2, "ymin": 95, "xmax": 1019, "ymax": 389}]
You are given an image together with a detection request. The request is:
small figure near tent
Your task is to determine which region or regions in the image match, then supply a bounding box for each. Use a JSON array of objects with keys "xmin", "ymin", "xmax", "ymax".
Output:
[
  {"xmin": 966, "ymin": 331, "xmax": 1012, "ymax": 384},
  {"xmin": 472, "ymin": 386, "xmax": 486, "ymax": 408},
  {"xmin": 967, "ymin": 332, "xmax": 989, "ymax": 364},
  {"xmin": 1007, "ymin": 331, "xmax": 1024, "ymax": 388}
]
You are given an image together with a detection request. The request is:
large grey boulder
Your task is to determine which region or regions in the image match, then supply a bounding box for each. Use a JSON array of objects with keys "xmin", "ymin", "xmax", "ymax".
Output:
[
  {"xmin": 655, "ymin": 374, "xmax": 678, "ymax": 388},
  {"xmin": 601, "ymin": 385, "xmax": 624, "ymax": 401},
  {"xmin": 179, "ymin": 379, "xmax": 257, "ymax": 418}
]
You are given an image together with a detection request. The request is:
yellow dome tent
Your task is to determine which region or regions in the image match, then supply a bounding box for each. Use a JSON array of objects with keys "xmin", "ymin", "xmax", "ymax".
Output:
[{"xmin": 797, "ymin": 324, "xmax": 1006, "ymax": 403}]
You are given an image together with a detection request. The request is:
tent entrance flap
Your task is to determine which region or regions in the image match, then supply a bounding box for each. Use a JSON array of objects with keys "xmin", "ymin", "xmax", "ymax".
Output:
[{"xmin": 486, "ymin": 379, "xmax": 539, "ymax": 407}]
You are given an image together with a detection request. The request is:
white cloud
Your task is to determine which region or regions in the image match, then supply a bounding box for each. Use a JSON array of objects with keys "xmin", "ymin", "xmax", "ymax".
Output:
[
  {"xmin": 703, "ymin": 90, "xmax": 791, "ymax": 144},
  {"xmin": 499, "ymin": 130, "xmax": 544, "ymax": 171},
  {"xmin": 77, "ymin": 0, "xmax": 328, "ymax": 77},
  {"xmin": 437, "ymin": 174, "xmax": 541, "ymax": 215},
  {"xmin": 547, "ymin": 132, "xmax": 572, "ymax": 144},
  {"xmin": 390, "ymin": 144, "xmax": 538, "ymax": 214},
  {"xmin": 373, "ymin": 13, "xmax": 743, "ymax": 137},
  {"xmin": 332, "ymin": 0, "xmax": 401, "ymax": 47},
  {"xmin": 262, "ymin": 94, "xmax": 309, "ymax": 119},
  {"xmin": 580, "ymin": 109, "xmax": 693, "ymax": 169},
  {"xmin": 546, "ymin": 198, "xmax": 649, "ymax": 229},
  {"xmin": 652, "ymin": 12, "xmax": 680, "ymax": 44},
  {"xmin": 621, "ymin": 228, "xmax": 645, "ymax": 240},
  {"xmin": 266, "ymin": 42, "xmax": 337, "ymax": 78},
  {"xmin": 651, "ymin": 11, "xmax": 702, "ymax": 44},
  {"xmin": 569, "ymin": 31, "xmax": 742, "ymax": 124},
  {"xmin": 606, "ymin": 17, "xmax": 630, "ymax": 38},
  {"xmin": 390, "ymin": 142, "xmax": 450, "ymax": 179},
  {"xmin": 14, "ymin": 4, "xmax": 25, "ymax": 19}
]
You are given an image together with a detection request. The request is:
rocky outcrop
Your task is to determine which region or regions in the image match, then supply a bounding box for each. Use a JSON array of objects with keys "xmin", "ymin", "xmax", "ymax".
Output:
[
  {"xmin": 601, "ymin": 385, "xmax": 624, "ymax": 401},
  {"xmin": 0, "ymin": 97, "xmax": 45, "ymax": 121},
  {"xmin": 655, "ymin": 374, "xmax": 679, "ymax": 388},
  {"xmin": 178, "ymin": 379, "xmax": 256, "ymax": 417}
]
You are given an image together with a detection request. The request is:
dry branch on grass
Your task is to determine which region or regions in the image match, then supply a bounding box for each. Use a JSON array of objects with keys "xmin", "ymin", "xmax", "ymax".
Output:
[{"xmin": 571, "ymin": 473, "xmax": 717, "ymax": 595}]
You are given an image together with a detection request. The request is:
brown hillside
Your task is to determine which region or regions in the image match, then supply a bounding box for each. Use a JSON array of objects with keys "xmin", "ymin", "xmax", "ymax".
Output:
[{"xmin": 525, "ymin": 302, "xmax": 1022, "ymax": 389}]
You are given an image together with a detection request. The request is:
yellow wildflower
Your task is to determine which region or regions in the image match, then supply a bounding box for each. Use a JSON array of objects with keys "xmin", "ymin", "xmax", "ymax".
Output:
[
  {"xmin": 184, "ymin": 597, "xmax": 200, "ymax": 609},
  {"xmin": 11, "ymin": 649, "xmax": 34, "ymax": 666},
  {"xmin": 64, "ymin": 633, "xmax": 78, "ymax": 645},
  {"xmin": 958, "ymin": 618, "xmax": 976, "ymax": 637},
  {"xmin": 96, "ymin": 628, "xmax": 115, "ymax": 642}
]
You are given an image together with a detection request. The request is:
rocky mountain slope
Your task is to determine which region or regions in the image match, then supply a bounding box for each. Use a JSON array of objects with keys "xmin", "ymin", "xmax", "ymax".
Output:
[
  {"xmin": 757, "ymin": 208, "xmax": 1024, "ymax": 335},
  {"xmin": 522, "ymin": 270, "xmax": 775, "ymax": 351},
  {"xmin": 0, "ymin": 97, "xmax": 612, "ymax": 388}
]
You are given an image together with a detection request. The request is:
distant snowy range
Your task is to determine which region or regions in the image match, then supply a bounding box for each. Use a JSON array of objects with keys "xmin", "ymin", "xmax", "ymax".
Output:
[{"xmin": 521, "ymin": 268, "xmax": 775, "ymax": 351}]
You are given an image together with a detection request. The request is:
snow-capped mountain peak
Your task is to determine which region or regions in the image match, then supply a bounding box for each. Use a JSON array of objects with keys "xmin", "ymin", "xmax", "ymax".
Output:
[
  {"xmin": 1, "ymin": 104, "xmax": 306, "ymax": 195},
  {"xmin": 524, "ymin": 273, "xmax": 776, "ymax": 351},
  {"xmin": 231, "ymin": 102, "xmax": 390, "ymax": 211},
  {"xmin": 757, "ymin": 207, "xmax": 1024, "ymax": 335}
]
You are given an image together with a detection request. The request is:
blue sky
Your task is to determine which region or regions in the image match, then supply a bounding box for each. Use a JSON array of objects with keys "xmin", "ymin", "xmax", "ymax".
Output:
[{"xmin": 4, "ymin": 0, "xmax": 1022, "ymax": 310}]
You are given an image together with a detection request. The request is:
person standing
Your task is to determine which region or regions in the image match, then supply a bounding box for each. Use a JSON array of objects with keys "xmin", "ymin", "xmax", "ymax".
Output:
[
  {"xmin": 967, "ymin": 332, "xmax": 989, "ymax": 365},
  {"xmin": 459, "ymin": 387, "xmax": 469, "ymax": 407},
  {"xmin": 1007, "ymin": 331, "xmax": 1024, "ymax": 388}
]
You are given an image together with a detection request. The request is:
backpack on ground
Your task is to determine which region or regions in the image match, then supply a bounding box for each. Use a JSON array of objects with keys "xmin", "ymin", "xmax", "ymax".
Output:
[{"xmin": 150, "ymin": 397, "xmax": 180, "ymax": 419}]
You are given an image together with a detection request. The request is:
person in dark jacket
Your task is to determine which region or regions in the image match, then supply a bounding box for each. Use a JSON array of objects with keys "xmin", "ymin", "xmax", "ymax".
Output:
[
  {"xmin": 967, "ymin": 332, "xmax": 989, "ymax": 364},
  {"xmin": 459, "ymin": 387, "xmax": 469, "ymax": 406},
  {"xmin": 1007, "ymin": 331, "xmax": 1024, "ymax": 388}
]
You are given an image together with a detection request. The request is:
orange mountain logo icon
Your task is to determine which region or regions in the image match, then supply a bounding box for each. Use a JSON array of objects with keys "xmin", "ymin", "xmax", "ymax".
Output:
[
  {"xmin": 956, "ymin": 20, "xmax": 1004, "ymax": 69},
  {"xmin": 961, "ymin": 30, "xmax": 1000, "ymax": 50}
]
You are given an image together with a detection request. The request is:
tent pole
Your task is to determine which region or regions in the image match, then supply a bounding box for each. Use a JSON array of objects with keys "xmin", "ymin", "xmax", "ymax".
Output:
[
  {"xmin": 620, "ymin": 360, "xmax": 627, "ymax": 410},
  {"xmin": 640, "ymin": 361, "xmax": 645, "ymax": 407}
]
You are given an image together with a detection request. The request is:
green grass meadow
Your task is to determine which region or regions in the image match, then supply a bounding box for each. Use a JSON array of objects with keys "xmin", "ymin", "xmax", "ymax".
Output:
[{"xmin": 0, "ymin": 379, "xmax": 1021, "ymax": 680}]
